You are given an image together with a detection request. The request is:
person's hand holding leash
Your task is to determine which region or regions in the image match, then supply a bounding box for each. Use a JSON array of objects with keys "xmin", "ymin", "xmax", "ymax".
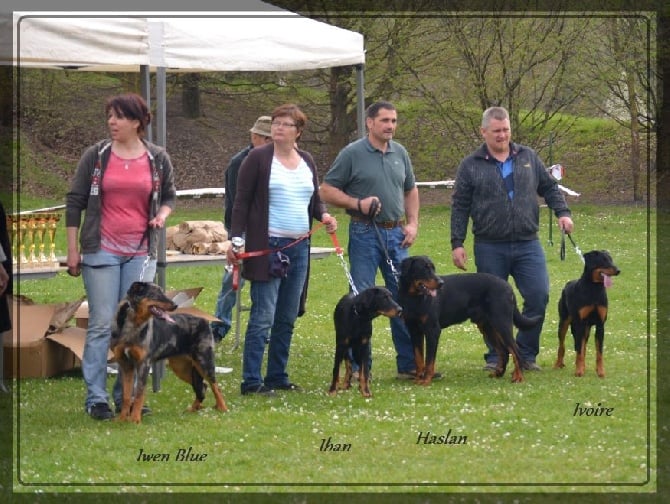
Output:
[
  {"xmin": 358, "ymin": 196, "xmax": 381, "ymax": 218},
  {"xmin": 321, "ymin": 212, "xmax": 338, "ymax": 234},
  {"xmin": 558, "ymin": 216, "xmax": 574, "ymax": 234},
  {"xmin": 148, "ymin": 207, "xmax": 171, "ymax": 229},
  {"xmin": 226, "ymin": 237, "xmax": 245, "ymax": 266}
]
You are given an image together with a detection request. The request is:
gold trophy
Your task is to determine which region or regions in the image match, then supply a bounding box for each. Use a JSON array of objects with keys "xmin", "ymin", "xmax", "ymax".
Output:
[
  {"xmin": 18, "ymin": 217, "xmax": 29, "ymax": 265},
  {"xmin": 8, "ymin": 215, "xmax": 18, "ymax": 266},
  {"xmin": 36, "ymin": 215, "xmax": 48, "ymax": 263},
  {"xmin": 48, "ymin": 213, "xmax": 61, "ymax": 266},
  {"xmin": 27, "ymin": 217, "xmax": 38, "ymax": 266}
]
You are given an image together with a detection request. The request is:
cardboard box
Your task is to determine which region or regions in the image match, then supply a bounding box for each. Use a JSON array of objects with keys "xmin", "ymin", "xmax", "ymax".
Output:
[
  {"xmin": 2, "ymin": 297, "xmax": 91, "ymax": 379},
  {"xmin": 3, "ymin": 287, "xmax": 219, "ymax": 379}
]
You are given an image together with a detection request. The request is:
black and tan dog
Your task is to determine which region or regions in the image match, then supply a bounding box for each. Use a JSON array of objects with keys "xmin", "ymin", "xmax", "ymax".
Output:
[
  {"xmin": 398, "ymin": 256, "xmax": 542, "ymax": 384},
  {"xmin": 554, "ymin": 250, "xmax": 620, "ymax": 378},
  {"xmin": 328, "ymin": 287, "xmax": 403, "ymax": 397},
  {"xmin": 110, "ymin": 281, "xmax": 228, "ymax": 423}
]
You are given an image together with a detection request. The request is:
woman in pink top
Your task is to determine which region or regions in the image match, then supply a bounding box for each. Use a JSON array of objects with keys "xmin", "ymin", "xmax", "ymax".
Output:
[{"xmin": 65, "ymin": 93, "xmax": 176, "ymax": 420}]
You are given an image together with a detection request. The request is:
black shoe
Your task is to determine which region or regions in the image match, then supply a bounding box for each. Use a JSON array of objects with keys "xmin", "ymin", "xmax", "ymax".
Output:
[
  {"xmin": 88, "ymin": 402, "xmax": 114, "ymax": 421},
  {"xmin": 241, "ymin": 384, "xmax": 276, "ymax": 396},
  {"xmin": 272, "ymin": 382, "xmax": 302, "ymax": 392}
]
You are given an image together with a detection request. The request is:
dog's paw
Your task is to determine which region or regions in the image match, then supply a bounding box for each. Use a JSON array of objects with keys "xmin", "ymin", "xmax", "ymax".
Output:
[
  {"xmin": 553, "ymin": 361, "xmax": 565, "ymax": 369},
  {"xmin": 188, "ymin": 401, "xmax": 203, "ymax": 412},
  {"xmin": 414, "ymin": 377, "xmax": 432, "ymax": 386},
  {"xmin": 511, "ymin": 372, "xmax": 525, "ymax": 383}
]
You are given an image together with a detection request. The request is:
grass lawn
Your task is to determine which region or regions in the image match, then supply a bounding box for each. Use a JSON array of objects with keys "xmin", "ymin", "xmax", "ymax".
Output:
[{"xmin": 2, "ymin": 201, "xmax": 657, "ymax": 499}]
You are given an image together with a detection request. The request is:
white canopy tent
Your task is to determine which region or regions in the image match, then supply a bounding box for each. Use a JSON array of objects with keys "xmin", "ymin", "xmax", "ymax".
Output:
[
  {"xmin": 3, "ymin": 6, "xmax": 366, "ymax": 390},
  {"xmin": 4, "ymin": 6, "xmax": 367, "ymax": 282},
  {"xmin": 4, "ymin": 8, "xmax": 367, "ymax": 136},
  {"xmin": 7, "ymin": 11, "xmax": 366, "ymax": 72}
]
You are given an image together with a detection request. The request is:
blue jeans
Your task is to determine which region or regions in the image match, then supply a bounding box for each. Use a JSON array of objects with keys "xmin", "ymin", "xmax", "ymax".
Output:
[
  {"xmin": 473, "ymin": 240, "xmax": 549, "ymax": 363},
  {"xmin": 348, "ymin": 221, "xmax": 414, "ymax": 373},
  {"xmin": 212, "ymin": 267, "xmax": 245, "ymax": 341},
  {"xmin": 241, "ymin": 237, "xmax": 309, "ymax": 389},
  {"xmin": 81, "ymin": 250, "xmax": 156, "ymax": 410}
]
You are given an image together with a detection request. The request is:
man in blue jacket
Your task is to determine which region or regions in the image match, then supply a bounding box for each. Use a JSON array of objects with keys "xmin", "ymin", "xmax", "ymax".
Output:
[{"xmin": 451, "ymin": 106, "xmax": 573, "ymax": 371}]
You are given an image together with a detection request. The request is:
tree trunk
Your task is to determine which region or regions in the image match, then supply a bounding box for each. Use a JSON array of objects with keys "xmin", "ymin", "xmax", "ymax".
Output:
[
  {"xmin": 658, "ymin": 9, "xmax": 670, "ymax": 194},
  {"xmin": 0, "ymin": 67, "xmax": 12, "ymax": 127},
  {"xmin": 626, "ymin": 71, "xmax": 642, "ymax": 202},
  {"xmin": 182, "ymin": 73, "xmax": 201, "ymax": 119},
  {"xmin": 327, "ymin": 66, "xmax": 356, "ymax": 168}
]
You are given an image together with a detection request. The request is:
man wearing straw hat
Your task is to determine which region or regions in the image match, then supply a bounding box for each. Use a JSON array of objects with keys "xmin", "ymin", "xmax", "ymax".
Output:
[{"xmin": 212, "ymin": 116, "xmax": 272, "ymax": 341}]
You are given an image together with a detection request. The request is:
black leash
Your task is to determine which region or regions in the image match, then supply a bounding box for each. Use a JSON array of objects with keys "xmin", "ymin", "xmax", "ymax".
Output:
[
  {"xmin": 560, "ymin": 229, "xmax": 584, "ymax": 263},
  {"xmin": 366, "ymin": 199, "xmax": 401, "ymax": 282}
]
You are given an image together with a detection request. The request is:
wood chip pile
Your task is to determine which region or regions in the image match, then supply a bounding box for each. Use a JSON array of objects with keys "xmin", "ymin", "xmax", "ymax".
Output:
[{"xmin": 166, "ymin": 220, "xmax": 230, "ymax": 255}]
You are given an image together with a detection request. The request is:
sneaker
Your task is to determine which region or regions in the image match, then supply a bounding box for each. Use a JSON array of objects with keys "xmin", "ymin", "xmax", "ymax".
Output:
[
  {"xmin": 272, "ymin": 383, "xmax": 302, "ymax": 392},
  {"xmin": 522, "ymin": 362, "xmax": 542, "ymax": 371},
  {"xmin": 241, "ymin": 384, "xmax": 276, "ymax": 396},
  {"xmin": 396, "ymin": 370, "xmax": 443, "ymax": 380},
  {"xmin": 88, "ymin": 402, "xmax": 114, "ymax": 421},
  {"xmin": 482, "ymin": 362, "xmax": 498, "ymax": 371}
]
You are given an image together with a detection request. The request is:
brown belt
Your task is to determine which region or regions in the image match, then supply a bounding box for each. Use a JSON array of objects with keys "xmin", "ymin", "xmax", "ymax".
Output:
[{"xmin": 351, "ymin": 216, "xmax": 405, "ymax": 229}]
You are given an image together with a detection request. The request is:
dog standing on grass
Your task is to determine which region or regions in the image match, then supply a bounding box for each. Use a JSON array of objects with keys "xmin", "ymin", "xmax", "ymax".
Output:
[
  {"xmin": 554, "ymin": 250, "xmax": 620, "ymax": 377},
  {"xmin": 398, "ymin": 256, "xmax": 541, "ymax": 384},
  {"xmin": 328, "ymin": 287, "xmax": 403, "ymax": 398},
  {"xmin": 110, "ymin": 281, "xmax": 228, "ymax": 423}
]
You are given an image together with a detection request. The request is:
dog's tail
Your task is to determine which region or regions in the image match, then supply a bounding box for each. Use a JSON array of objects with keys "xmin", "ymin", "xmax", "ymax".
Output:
[{"xmin": 513, "ymin": 308, "xmax": 542, "ymax": 329}]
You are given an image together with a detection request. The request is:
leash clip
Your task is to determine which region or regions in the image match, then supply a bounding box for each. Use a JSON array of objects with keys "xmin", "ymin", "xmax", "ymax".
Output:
[
  {"xmin": 138, "ymin": 255, "xmax": 152, "ymax": 281},
  {"xmin": 560, "ymin": 229, "xmax": 585, "ymax": 263},
  {"xmin": 329, "ymin": 231, "xmax": 359, "ymax": 296}
]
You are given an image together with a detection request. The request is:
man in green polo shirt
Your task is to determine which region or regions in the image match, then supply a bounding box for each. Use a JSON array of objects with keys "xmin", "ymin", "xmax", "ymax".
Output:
[{"xmin": 320, "ymin": 100, "xmax": 422, "ymax": 380}]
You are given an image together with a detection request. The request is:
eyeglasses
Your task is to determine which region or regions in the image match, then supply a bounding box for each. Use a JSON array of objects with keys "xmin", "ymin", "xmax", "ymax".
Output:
[{"xmin": 271, "ymin": 121, "xmax": 297, "ymax": 128}]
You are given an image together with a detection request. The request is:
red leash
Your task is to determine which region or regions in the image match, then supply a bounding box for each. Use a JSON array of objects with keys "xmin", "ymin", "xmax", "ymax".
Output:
[{"xmin": 231, "ymin": 223, "xmax": 325, "ymax": 290}]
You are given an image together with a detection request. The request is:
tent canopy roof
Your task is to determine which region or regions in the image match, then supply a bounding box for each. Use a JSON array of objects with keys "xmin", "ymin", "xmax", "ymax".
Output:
[{"xmin": 4, "ymin": 9, "xmax": 365, "ymax": 71}]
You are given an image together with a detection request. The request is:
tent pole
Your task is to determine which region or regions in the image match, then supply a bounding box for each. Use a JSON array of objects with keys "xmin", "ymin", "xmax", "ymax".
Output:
[
  {"xmin": 152, "ymin": 66, "xmax": 168, "ymax": 392},
  {"xmin": 155, "ymin": 66, "xmax": 167, "ymax": 290},
  {"xmin": 140, "ymin": 65, "xmax": 152, "ymax": 143},
  {"xmin": 356, "ymin": 64, "xmax": 365, "ymax": 138}
]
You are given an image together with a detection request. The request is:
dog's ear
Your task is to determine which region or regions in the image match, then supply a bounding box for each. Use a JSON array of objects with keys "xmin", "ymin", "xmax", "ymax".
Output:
[
  {"xmin": 358, "ymin": 287, "xmax": 376, "ymax": 304},
  {"xmin": 401, "ymin": 257, "xmax": 414, "ymax": 276},
  {"xmin": 583, "ymin": 251, "xmax": 595, "ymax": 263},
  {"xmin": 127, "ymin": 281, "xmax": 142, "ymax": 295}
]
